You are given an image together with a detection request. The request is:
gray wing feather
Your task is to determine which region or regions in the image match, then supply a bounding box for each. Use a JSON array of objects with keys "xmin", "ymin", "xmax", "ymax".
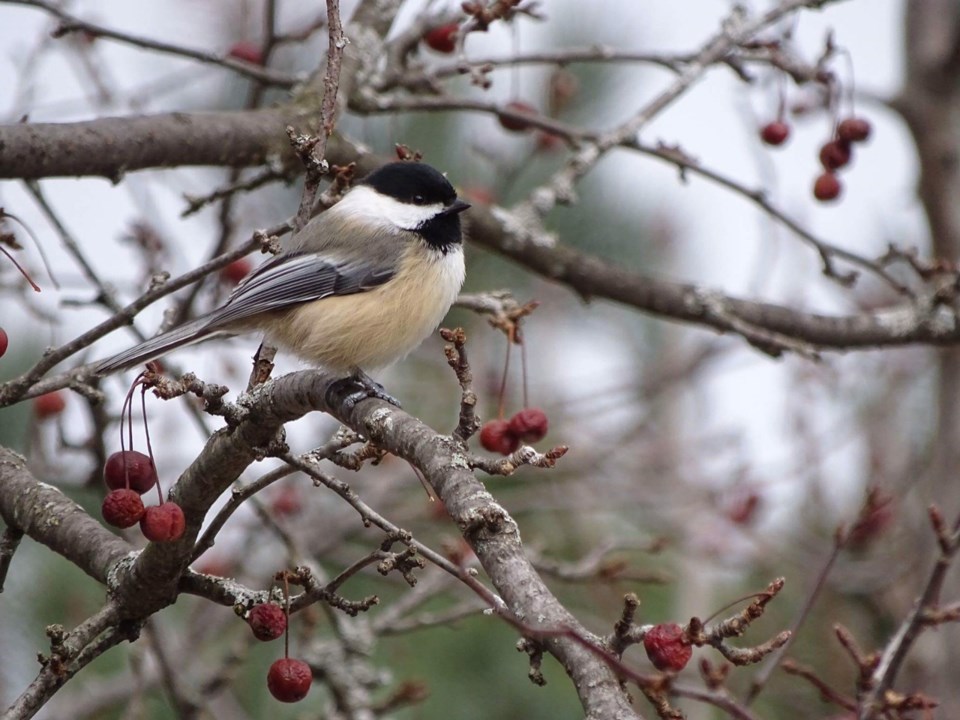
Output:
[
  {"xmin": 206, "ymin": 251, "xmax": 395, "ymax": 328},
  {"xmin": 94, "ymin": 318, "xmax": 216, "ymax": 373},
  {"xmin": 95, "ymin": 250, "xmax": 396, "ymax": 374}
]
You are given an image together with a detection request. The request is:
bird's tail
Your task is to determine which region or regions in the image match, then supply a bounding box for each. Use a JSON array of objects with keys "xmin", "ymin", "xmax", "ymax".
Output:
[{"xmin": 94, "ymin": 318, "xmax": 218, "ymax": 374}]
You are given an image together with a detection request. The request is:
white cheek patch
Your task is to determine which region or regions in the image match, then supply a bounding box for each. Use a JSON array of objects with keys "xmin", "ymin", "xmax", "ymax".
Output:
[{"xmin": 338, "ymin": 186, "xmax": 444, "ymax": 231}]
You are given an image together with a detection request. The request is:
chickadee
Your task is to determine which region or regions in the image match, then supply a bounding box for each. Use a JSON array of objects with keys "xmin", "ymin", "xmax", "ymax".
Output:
[{"xmin": 95, "ymin": 161, "xmax": 470, "ymax": 401}]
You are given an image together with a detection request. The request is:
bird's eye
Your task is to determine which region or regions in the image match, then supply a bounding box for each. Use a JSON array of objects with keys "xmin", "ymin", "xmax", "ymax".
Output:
[{"xmin": 412, "ymin": 195, "xmax": 427, "ymax": 205}]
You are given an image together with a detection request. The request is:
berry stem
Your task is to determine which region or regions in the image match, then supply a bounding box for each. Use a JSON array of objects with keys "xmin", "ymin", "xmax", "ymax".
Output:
[
  {"xmin": 497, "ymin": 333, "xmax": 512, "ymax": 421},
  {"xmin": 701, "ymin": 590, "xmax": 774, "ymax": 625},
  {"xmin": 0, "ymin": 245, "xmax": 41, "ymax": 292},
  {"xmin": 776, "ymin": 70, "xmax": 786, "ymax": 122},
  {"xmin": 1, "ymin": 209, "xmax": 61, "ymax": 290},
  {"xmin": 838, "ymin": 47, "xmax": 857, "ymax": 116},
  {"xmin": 141, "ymin": 384, "xmax": 163, "ymax": 506},
  {"xmin": 520, "ymin": 334, "xmax": 529, "ymax": 410},
  {"xmin": 119, "ymin": 380, "xmax": 137, "ymax": 490},
  {"xmin": 283, "ymin": 573, "xmax": 291, "ymax": 659},
  {"xmin": 510, "ymin": 20, "xmax": 520, "ymax": 100}
]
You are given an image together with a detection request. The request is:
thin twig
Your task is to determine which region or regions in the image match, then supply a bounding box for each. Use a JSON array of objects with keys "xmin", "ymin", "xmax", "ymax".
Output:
[
  {"xmin": 8, "ymin": 0, "xmax": 298, "ymax": 87},
  {"xmin": 0, "ymin": 225, "xmax": 288, "ymax": 406},
  {"xmin": 291, "ymin": 0, "xmax": 347, "ymax": 231},
  {"xmin": 857, "ymin": 506, "xmax": 960, "ymax": 719},
  {"xmin": 746, "ymin": 533, "xmax": 844, "ymax": 703}
]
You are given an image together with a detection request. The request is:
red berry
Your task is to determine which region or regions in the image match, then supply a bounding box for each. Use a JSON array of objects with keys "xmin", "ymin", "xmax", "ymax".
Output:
[
  {"xmin": 535, "ymin": 132, "xmax": 563, "ymax": 152},
  {"xmin": 837, "ymin": 117, "xmax": 871, "ymax": 143},
  {"xmin": 479, "ymin": 420, "xmax": 520, "ymax": 455},
  {"xmin": 813, "ymin": 172, "xmax": 842, "ymax": 202},
  {"xmin": 270, "ymin": 486, "xmax": 302, "ymax": 517},
  {"xmin": 499, "ymin": 101, "xmax": 537, "ymax": 132},
  {"xmin": 227, "ymin": 41, "xmax": 263, "ymax": 65},
  {"xmin": 267, "ymin": 658, "xmax": 312, "ymax": 702},
  {"xmin": 508, "ymin": 407, "xmax": 549, "ymax": 443},
  {"xmin": 819, "ymin": 139, "xmax": 852, "ymax": 170},
  {"xmin": 220, "ymin": 258, "xmax": 252, "ymax": 285},
  {"xmin": 102, "ymin": 489, "xmax": 145, "ymax": 529},
  {"xmin": 33, "ymin": 392, "xmax": 66, "ymax": 419},
  {"xmin": 423, "ymin": 23, "xmax": 458, "ymax": 54},
  {"xmin": 727, "ymin": 491, "xmax": 761, "ymax": 525},
  {"xmin": 104, "ymin": 450, "xmax": 158, "ymax": 494},
  {"xmin": 248, "ymin": 603, "xmax": 288, "ymax": 641},
  {"xmin": 462, "ymin": 186, "xmax": 496, "ymax": 205},
  {"xmin": 643, "ymin": 623, "xmax": 692, "ymax": 672},
  {"xmin": 0, "ymin": 327, "xmax": 8, "ymax": 358},
  {"xmin": 140, "ymin": 502, "xmax": 186, "ymax": 542},
  {"xmin": 760, "ymin": 121, "xmax": 790, "ymax": 146},
  {"xmin": 194, "ymin": 557, "xmax": 232, "ymax": 577}
]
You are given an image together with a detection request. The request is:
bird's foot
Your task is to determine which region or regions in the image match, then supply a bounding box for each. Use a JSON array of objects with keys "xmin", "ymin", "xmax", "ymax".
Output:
[{"xmin": 327, "ymin": 370, "xmax": 401, "ymax": 410}]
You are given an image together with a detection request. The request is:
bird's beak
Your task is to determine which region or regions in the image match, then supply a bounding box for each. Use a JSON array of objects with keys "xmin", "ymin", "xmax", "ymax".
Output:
[{"xmin": 442, "ymin": 199, "xmax": 471, "ymax": 216}]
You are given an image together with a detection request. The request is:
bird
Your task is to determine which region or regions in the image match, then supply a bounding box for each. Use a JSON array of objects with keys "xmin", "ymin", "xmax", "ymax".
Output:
[{"xmin": 95, "ymin": 161, "xmax": 470, "ymax": 404}]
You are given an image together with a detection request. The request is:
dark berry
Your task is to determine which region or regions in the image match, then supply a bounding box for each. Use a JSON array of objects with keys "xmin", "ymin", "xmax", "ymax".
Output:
[
  {"xmin": 33, "ymin": 392, "xmax": 66, "ymax": 419},
  {"xmin": 819, "ymin": 139, "xmax": 852, "ymax": 171},
  {"xmin": 267, "ymin": 658, "xmax": 312, "ymax": 702},
  {"xmin": 0, "ymin": 327, "xmax": 8, "ymax": 358},
  {"xmin": 423, "ymin": 23, "xmax": 458, "ymax": 54},
  {"xmin": 479, "ymin": 420, "xmax": 520, "ymax": 455},
  {"xmin": 104, "ymin": 450, "xmax": 158, "ymax": 494},
  {"xmin": 727, "ymin": 492, "xmax": 761, "ymax": 525},
  {"xmin": 837, "ymin": 117, "xmax": 871, "ymax": 143},
  {"xmin": 140, "ymin": 502, "xmax": 186, "ymax": 542},
  {"xmin": 813, "ymin": 172, "xmax": 842, "ymax": 202},
  {"xmin": 227, "ymin": 41, "xmax": 263, "ymax": 65},
  {"xmin": 848, "ymin": 489, "xmax": 894, "ymax": 549},
  {"xmin": 760, "ymin": 121, "xmax": 790, "ymax": 146},
  {"xmin": 508, "ymin": 408, "xmax": 549, "ymax": 443},
  {"xmin": 220, "ymin": 258, "xmax": 252, "ymax": 285},
  {"xmin": 499, "ymin": 101, "xmax": 536, "ymax": 132},
  {"xmin": 644, "ymin": 623, "xmax": 692, "ymax": 672},
  {"xmin": 102, "ymin": 489, "xmax": 146, "ymax": 529},
  {"xmin": 248, "ymin": 603, "xmax": 287, "ymax": 641}
]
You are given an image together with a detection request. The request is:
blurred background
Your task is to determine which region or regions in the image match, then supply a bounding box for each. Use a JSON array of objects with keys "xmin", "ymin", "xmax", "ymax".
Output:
[{"xmin": 1, "ymin": 1, "xmax": 950, "ymax": 718}]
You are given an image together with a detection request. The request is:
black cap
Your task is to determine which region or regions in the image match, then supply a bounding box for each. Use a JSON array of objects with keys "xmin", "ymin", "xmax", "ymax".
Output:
[{"xmin": 360, "ymin": 162, "xmax": 458, "ymax": 207}]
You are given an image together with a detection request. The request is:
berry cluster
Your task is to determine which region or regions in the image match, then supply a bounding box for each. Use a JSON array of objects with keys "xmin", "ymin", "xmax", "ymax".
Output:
[
  {"xmin": 100, "ymin": 372, "xmax": 185, "ymax": 542},
  {"xmin": 245, "ymin": 576, "xmax": 313, "ymax": 703},
  {"xmin": 479, "ymin": 408, "xmax": 548, "ymax": 455},
  {"xmin": 101, "ymin": 450, "xmax": 186, "ymax": 541},
  {"xmin": 420, "ymin": 21, "xmax": 568, "ymax": 150},
  {"xmin": 477, "ymin": 321, "xmax": 551, "ymax": 455},
  {"xmin": 761, "ymin": 115, "xmax": 872, "ymax": 202},
  {"xmin": 812, "ymin": 117, "xmax": 871, "ymax": 202}
]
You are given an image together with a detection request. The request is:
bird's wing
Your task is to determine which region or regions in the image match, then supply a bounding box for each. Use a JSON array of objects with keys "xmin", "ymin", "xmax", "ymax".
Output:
[{"xmin": 204, "ymin": 251, "xmax": 396, "ymax": 329}]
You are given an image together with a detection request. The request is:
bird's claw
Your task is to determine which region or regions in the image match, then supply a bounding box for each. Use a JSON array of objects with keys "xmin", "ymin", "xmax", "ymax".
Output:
[{"xmin": 327, "ymin": 371, "xmax": 402, "ymax": 410}]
